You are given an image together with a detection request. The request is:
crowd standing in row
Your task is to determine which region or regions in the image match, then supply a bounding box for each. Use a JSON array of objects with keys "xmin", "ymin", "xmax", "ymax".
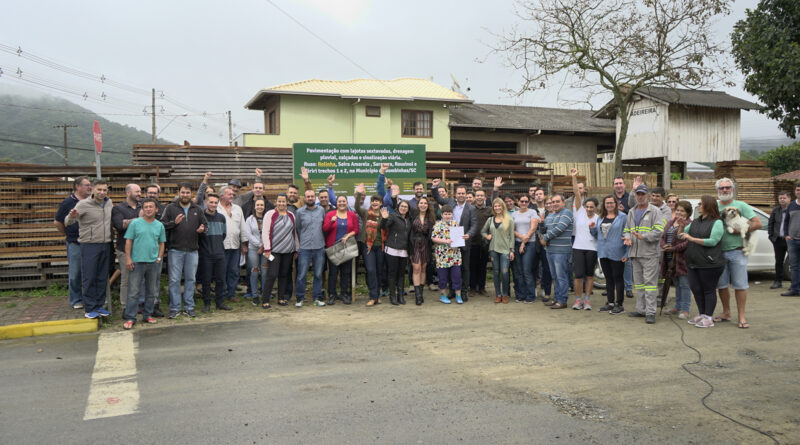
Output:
[{"xmin": 56, "ymin": 165, "xmax": 796, "ymax": 330}]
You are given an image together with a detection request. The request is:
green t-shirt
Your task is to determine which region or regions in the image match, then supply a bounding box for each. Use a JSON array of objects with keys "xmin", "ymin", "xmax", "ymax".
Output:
[
  {"xmin": 124, "ymin": 217, "xmax": 166, "ymax": 263},
  {"xmin": 717, "ymin": 200, "xmax": 756, "ymax": 251}
]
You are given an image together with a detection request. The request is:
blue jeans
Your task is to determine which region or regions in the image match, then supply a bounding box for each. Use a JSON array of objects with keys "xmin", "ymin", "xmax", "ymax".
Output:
[
  {"xmin": 672, "ymin": 274, "xmax": 691, "ymax": 312},
  {"xmin": 66, "ymin": 241, "xmax": 83, "ymax": 306},
  {"xmin": 168, "ymin": 249, "xmax": 198, "ymax": 312},
  {"xmin": 80, "ymin": 243, "xmax": 110, "ymax": 313},
  {"xmin": 489, "ymin": 251, "xmax": 511, "ymax": 297},
  {"xmin": 512, "ymin": 240, "xmax": 537, "ymax": 301},
  {"xmin": 362, "ymin": 245, "xmax": 385, "ymax": 300},
  {"xmin": 124, "ymin": 262, "xmax": 160, "ymax": 321},
  {"xmin": 717, "ymin": 249, "xmax": 749, "ymax": 290},
  {"xmin": 247, "ymin": 248, "xmax": 268, "ymax": 299},
  {"xmin": 788, "ymin": 239, "xmax": 800, "ymax": 292},
  {"xmin": 624, "ymin": 259, "xmax": 633, "ymax": 291},
  {"xmin": 224, "ymin": 249, "xmax": 240, "ymax": 300},
  {"xmin": 296, "ymin": 248, "xmax": 326, "ymax": 301},
  {"xmin": 547, "ymin": 252, "xmax": 571, "ymax": 304}
]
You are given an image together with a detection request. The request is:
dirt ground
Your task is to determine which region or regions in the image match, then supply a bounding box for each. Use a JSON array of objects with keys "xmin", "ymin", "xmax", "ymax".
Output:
[{"xmin": 107, "ymin": 273, "xmax": 798, "ymax": 444}]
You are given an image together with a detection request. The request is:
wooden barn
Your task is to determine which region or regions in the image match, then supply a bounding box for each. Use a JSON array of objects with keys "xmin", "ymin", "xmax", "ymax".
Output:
[{"xmin": 594, "ymin": 87, "xmax": 756, "ymax": 188}]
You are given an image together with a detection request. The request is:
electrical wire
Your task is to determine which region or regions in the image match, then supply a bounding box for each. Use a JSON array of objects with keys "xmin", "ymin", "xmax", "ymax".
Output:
[
  {"xmin": 669, "ymin": 315, "xmax": 780, "ymax": 444},
  {"xmin": 0, "ymin": 134, "xmax": 130, "ymax": 155},
  {"xmin": 0, "ymin": 102, "xmax": 197, "ymax": 117}
]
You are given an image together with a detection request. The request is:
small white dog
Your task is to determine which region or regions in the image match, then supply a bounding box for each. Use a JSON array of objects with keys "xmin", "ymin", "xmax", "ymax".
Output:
[{"xmin": 722, "ymin": 206, "xmax": 757, "ymax": 256}]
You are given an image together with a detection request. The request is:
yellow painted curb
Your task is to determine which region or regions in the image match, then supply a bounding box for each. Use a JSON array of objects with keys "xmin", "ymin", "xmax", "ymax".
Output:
[{"xmin": 0, "ymin": 318, "xmax": 99, "ymax": 340}]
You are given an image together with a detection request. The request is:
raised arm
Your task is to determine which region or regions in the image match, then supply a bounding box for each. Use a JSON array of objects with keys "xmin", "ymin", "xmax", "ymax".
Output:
[
  {"xmin": 431, "ymin": 178, "xmax": 448, "ymax": 206},
  {"xmin": 377, "ymin": 163, "xmax": 388, "ymax": 197},
  {"xmin": 570, "ymin": 168, "xmax": 580, "ymax": 211},
  {"xmin": 492, "ymin": 176, "xmax": 503, "ymax": 202}
]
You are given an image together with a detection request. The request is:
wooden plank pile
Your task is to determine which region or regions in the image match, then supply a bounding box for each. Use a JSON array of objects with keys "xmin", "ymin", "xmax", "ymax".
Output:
[
  {"xmin": 132, "ymin": 144, "xmax": 293, "ymax": 183},
  {"xmin": 426, "ymin": 152, "xmax": 549, "ymax": 183},
  {"xmin": 715, "ymin": 160, "xmax": 772, "ymax": 180}
]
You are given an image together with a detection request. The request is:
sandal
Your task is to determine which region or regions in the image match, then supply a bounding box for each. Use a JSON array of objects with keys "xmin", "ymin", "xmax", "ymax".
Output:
[
  {"xmin": 712, "ymin": 315, "xmax": 731, "ymax": 323},
  {"xmin": 366, "ymin": 300, "xmax": 376, "ymax": 307},
  {"xmin": 262, "ymin": 303, "xmax": 272, "ymax": 309},
  {"xmin": 738, "ymin": 321, "xmax": 750, "ymax": 329},
  {"xmin": 122, "ymin": 320, "xmax": 134, "ymax": 330},
  {"xmin": 277, "ymin": 300, "xmax": 288, "ymax": 306}
]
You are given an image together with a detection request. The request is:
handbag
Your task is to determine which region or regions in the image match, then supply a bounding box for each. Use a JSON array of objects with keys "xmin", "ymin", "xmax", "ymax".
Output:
[{"xmin": 325, "ymin": 236, "xmax": 359, "ymax": 266}]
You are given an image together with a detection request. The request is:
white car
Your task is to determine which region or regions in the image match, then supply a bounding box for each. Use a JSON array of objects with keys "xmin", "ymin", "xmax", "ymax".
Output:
[{"xmin": 593, "ymin": 199, "xmax": 780, "ymax": 288}]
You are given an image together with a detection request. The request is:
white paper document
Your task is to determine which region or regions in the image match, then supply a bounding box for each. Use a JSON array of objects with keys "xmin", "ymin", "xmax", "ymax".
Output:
[{"xmin": 449, "ymin": 226, "xmax": 465, "ymax": 248}]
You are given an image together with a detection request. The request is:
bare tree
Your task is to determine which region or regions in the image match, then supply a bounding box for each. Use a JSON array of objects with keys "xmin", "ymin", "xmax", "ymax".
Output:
[{"xmin": 497, "ymin": 0, "xmax": 733, "ymax": 175}]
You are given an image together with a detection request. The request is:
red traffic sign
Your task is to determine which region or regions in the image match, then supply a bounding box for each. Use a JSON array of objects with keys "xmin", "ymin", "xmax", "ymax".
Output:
[{"xmin": 92, "ymin": 120, "xmax": 102, "ymax": 153}]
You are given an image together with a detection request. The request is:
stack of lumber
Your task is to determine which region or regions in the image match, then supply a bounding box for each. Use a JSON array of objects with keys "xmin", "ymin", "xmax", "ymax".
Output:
[
  {"xmin": 670, "ymin": 178, "xmax": 794, "ymax": 209},
  {"xmin": 715, "ymin": 160, "xmax": 772, "ymax": 180},
  {"xmin": 132, "ymin": 144, "xmax": 293, "ymax": 183},
  {"xmin": 426, "ymin": 152, "xmax": 548, "ymax": 182}
]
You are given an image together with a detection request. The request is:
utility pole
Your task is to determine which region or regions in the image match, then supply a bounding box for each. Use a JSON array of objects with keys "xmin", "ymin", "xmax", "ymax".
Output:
[
  {"xmin": 151, "ymin": 88, "xmax": 156, "ymax": 143},
  {"xmin": 227, "ymin": 110, "xmax": 233, "ymax": 147},
  {"xmin": 53, "ymin": 123, "xmax": 77, "ymax": 166}
]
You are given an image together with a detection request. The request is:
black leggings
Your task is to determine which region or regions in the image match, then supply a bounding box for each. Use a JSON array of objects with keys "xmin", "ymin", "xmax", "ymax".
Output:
[
  {"xmin": 687, "ymin": 266, "xmax": 725, "ymax": 316},
  {"xmin": 386, "ymin": 254, "xmax": 407, "ymax": 292},
  {"xmin": 263, "ymin": 252, "xmax": 294, "ymax": 301},
  {"xmin": 599, "ymin": 258, "xmax": 625, "ymax": 306}
]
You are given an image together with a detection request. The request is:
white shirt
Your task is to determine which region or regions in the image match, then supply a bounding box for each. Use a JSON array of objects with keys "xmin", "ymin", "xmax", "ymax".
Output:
[
  {"xmin": 572, "ymin": 207, "xmax": 599, "ymax": 251},
  {"xmin": 220, "ymin": 202, "xmax": 247, "ymax": 249}
]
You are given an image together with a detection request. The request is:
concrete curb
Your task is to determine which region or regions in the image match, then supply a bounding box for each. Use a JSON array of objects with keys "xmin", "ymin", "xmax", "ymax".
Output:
[{"xmin": 0, "ymin": 318, "xmax": 99, "ymax": 340}]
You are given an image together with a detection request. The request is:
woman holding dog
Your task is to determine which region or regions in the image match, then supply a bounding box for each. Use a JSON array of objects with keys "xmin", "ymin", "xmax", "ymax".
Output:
[{"xmin": 679, "ymin": 195, "xmax": 724, "ymax": 328}]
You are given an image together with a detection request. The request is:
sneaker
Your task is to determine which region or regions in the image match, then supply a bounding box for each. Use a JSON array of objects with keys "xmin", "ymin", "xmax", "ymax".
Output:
[
  {"xmin": 524, "ymin": 299, "xmax": 535, "ymax": 304},
  {"xmin": 251, "ymin": 299, "xmax": 259, "ymax": 307},
  {"xmin": 96, "ymin": 307, "xmax": 110, "ymax": 317},
  {"xmin": 645, "ymin": 314, "xmax": 656, "ymax": 324},
  {"xmin": 572, "ymin": 299, "xmax": 583, "ymax": 310},
  {"xmin": 167, "ymin": 310, "xmax": 179, "ymax": 319},
  {"xmin": 678, "ymin": 312, "xmax": 689, "ymax": 320},
  {"xmin": 72, "ymin": 302, "xmax": 84, "ymax": 309},
  {"xmin": 429, "ymin": 284, "xmax": 438, "ymax": 292},
  {"xmin": 295, "ymin": 301, "xmax": 303, "ymax": 307},
  {"xmin": 216, "ymin": 304, "xmax": 233, "ymax": 311},
  {"xmin": 628, "ymin": 312, "xmax": 645, "ymax": 318},
  {"xmin": 611, "ymin": 305, "xmax": 625, "ymax": 315},
  {"xmin": 583, "ymin": 301, "xmax": 592, "ymax": 311},
  {"xmin": 456, "ymin": 295, "xmax": 463, "ymax": 304},
  {"xmin": 626, "ymin": 290, "xmax": 633, "ymax": 298},
  {"xmin": 313, "ymin": 300, "xmax": 326, "ymax": 307},
  {"xmin": 84, "ymin": 311, "xmax": 99, "ymax": 319},
  {"xmin": 185, "ymin": 309, "xmax": 196, "ymax": 318},
  {"xmin": 439, "ymin": 295, "xmax": 451, "ymax": 304},
  {"xmin": 152, "ymin": 305, "xmax": 165, "ymax": 318},
  {"xmin": 202, "ymin": 304, "xmax": 211, "ymax": 312},
  {"xmin": 598, "ymin": 303, "xmax": 614, "ymax": 312},
  {"xmin": 695, "ymin": 317, "xmax": 714, "ymax": 328},
  {"xmin": 515, "ymin": 296, "xmax": 525, "ymax": 302},
  {"xmin": 688, "ymin": 315, "xmax": 703, "ymax": 325}
]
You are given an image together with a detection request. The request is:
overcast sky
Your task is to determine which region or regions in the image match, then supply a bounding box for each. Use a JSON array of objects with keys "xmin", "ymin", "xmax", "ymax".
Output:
[{"xmin": 0, "ymin": 0, "xmax": 791, "ymax": 147}]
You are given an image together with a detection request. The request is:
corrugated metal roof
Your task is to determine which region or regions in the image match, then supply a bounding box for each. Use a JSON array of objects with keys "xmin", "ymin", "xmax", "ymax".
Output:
[
  {"xmin": 593, "ymin": 87, "xmax": 757, "ymax": 117},
  {"xmin": 245, "ymin": 78, "xmax": 472, "ymax": 109},
  {"xmin": 449, "ymin": 103, "xmax": 615, "ymax": 134},
  {"xmin": 637, "ymin": 87, "xmax": 757, "ymax": 109}
]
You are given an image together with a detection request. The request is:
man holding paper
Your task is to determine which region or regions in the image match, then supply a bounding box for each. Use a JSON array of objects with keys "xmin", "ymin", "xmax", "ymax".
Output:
[{"xmin": 432, "ymin": 180, "xmax": 478, "ymax": 301}]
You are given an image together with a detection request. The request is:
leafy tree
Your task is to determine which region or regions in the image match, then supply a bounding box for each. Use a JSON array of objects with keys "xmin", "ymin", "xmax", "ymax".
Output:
[
  {"xmin": 762, "ymin": 141, "xmax": 800, "ymax": 176},
  {"xmin": 731, "ymin": 0, "xmax": 800, "ymax": 138},
  {"xmin": 495, "ymin": 0, "xmax": 733, "ymax": 175}
]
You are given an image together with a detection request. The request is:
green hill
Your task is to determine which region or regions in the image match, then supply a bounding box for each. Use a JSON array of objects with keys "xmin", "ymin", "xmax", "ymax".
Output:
[{"xmin": 0, "ymin": 94, "xmax": 173, "ymax": 166}]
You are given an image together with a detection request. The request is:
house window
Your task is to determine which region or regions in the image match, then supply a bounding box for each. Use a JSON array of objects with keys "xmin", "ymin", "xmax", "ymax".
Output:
[
  {"xmin": 401, "ymin": 110, "xmax": 433, "ymax": 137},
  {"xmin": 267, "ymin": 110, "xmax": 277, "ymax": 134},
  {"xmin": 365, "ymin": 106, "xmax": 381, "ymax": 117}
]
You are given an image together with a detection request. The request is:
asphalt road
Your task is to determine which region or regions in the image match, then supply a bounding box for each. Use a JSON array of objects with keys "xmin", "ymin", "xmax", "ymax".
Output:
[{"xmin": 0, "ymin": 318, "xmax": 663, "ymax": 445}]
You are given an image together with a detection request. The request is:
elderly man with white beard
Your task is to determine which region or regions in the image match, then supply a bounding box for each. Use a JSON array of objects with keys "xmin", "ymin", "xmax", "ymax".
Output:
[{"xmin": 714, "ymin": 178, "xmax": 761, "ymax": 329}]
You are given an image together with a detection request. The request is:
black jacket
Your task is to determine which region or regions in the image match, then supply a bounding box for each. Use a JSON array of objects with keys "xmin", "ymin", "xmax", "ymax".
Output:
[
  {"xmin": 768, "ymin": 205, "xmax": 786, "ymax": 242},
  {"xmin": 161, "ymin": 202, "xmax": 208, "ymax": 251},
  {"xmin": 381, "ymin": 213, "xmax": 411, "ymax": 251}
]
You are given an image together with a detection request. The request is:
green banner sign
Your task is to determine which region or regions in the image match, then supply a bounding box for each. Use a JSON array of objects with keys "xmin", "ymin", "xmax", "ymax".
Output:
[{"xmin": 293, "ymin": 143, "xmax": 427, "ymax": 198}]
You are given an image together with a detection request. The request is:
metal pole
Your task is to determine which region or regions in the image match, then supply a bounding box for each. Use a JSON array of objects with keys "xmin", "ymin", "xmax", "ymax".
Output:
[
  {"xmin": 151, "ymin": 88, "xmax": 156, "ymax": 143},
  {"xmin": 228, "ymin": 110, "xmax": 233, "ymax": 147},
  {"xmin": 95, "ymin": 151, "xmax": 101, "ymax": 180}
]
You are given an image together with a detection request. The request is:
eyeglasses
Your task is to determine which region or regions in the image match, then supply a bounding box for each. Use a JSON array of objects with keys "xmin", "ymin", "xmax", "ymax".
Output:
[
  {"xmin": 519, "ymin": 200, "xmax": 529, "ymax": 203},
  {"xmin": 667, "ymin": 200, "xmax": 677, "ymax": 204},
  {"xmin": 718, "ymin": 186, "xmax": 732, "ymax": 190}
]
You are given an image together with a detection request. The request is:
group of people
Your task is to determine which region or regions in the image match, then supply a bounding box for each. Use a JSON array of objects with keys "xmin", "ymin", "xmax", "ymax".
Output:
[{"xmin": 55, "ymin": 163, "xmax": 783, "ymax": 330}]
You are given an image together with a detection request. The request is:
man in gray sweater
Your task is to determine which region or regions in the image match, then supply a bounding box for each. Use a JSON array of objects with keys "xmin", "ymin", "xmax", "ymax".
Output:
[{"xmin": 65, "ymin": 180, "xmax": 113, "ymax": 319}]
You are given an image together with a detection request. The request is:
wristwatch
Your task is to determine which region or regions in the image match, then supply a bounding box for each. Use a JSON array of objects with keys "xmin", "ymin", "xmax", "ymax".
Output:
[{"xmin": 156, "ymin": 257, "xmax": 162, "ymax": 262}]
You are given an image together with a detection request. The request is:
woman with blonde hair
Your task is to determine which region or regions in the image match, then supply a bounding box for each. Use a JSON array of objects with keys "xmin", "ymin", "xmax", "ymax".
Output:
[{"xmin": 481, "ymin": 198, "xmax": 516, "ymax": 303}]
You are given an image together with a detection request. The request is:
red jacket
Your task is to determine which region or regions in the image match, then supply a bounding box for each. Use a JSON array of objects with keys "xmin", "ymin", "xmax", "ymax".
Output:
[
  {"xmin": 660, "ymin": 217, "xmax": 690, "ymax": 278},
  {"xmin": 322, "ymin": 210, "xmax": 359, "ymax": 248}
]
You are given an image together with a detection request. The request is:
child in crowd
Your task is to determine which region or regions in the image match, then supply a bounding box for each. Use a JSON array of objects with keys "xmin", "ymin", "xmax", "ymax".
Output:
[{"xmin": 431, "ymin": 205, "xmax": 463, "ymax": 304}]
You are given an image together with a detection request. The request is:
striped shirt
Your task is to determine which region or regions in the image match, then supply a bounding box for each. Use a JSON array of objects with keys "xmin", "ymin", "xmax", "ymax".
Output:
[
  {"xmin": 542, "ymin": 208, "xmax": 573, "ymax": 254},
  {"xmin": 271, "ymin": 214, "xmax": 296, "ymax": 254}
]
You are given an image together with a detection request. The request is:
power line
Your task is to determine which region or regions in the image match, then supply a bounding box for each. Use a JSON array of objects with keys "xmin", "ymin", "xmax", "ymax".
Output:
[
  {"xmin": 0, "ymin": 101, "xmax": 211, "ymax": 117},
  {"xmin": 0, "ymin": 134, "xmax": 130, "ymax": 155}
]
